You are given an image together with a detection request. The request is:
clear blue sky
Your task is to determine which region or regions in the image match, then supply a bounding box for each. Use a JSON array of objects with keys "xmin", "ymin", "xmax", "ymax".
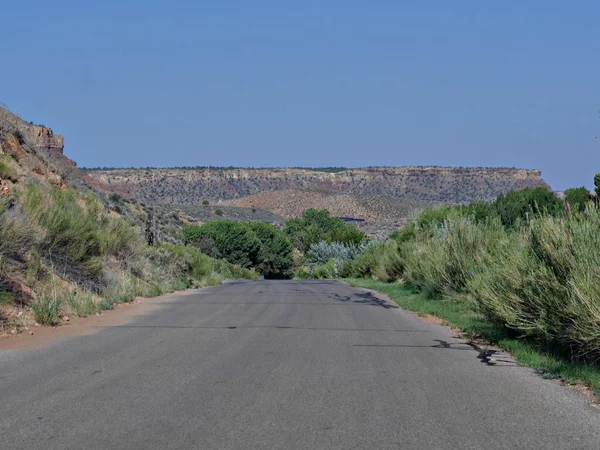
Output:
[{"xmin": 2, "ymin": 1, "xmax": 599, "ymax": 190}]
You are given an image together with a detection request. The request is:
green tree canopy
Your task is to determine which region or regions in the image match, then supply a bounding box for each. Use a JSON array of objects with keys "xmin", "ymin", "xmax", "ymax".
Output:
[
  {"xmin": 284, "ymin": 209, "xmax": 366, "ymax": 252},
  {"xmin": 564, "ymin": 187, "xmax": 591, "ymax": 212},
  {"xmin": 183, "ymin": 220, "xmax": 260, "ymax": 268},
  {"xmin": 492, "ymin": 187, "xmax": 563, "ymax": 228},
  {"xmin": 248, "ymin": 222, "xmax": 294, "ymax": 279}
]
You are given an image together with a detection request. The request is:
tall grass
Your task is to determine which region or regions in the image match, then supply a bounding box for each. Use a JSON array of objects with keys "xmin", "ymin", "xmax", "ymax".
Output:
[
  {"xmin": 366, "ymin": 206, "xmax": 600, "ymax": 364},
  {"xmin": 31, "ymin": 296, "xmax": 62, "ymax": 325},
  {"xmin": 469, "ymin": 209, "xmax": 600, "ymax": 361},
  {"xmin": 22, "ymin": 184, "xmax": 143, "ymax": 285},
  {"xmin": 65, "ymin": 290, "xmax": 101, "ymax": 317}
]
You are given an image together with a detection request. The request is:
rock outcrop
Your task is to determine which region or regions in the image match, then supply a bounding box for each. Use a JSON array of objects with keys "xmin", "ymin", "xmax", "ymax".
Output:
[{"xmin": 19, "ymin": 124, "xmax": 64, "ymax": 157}]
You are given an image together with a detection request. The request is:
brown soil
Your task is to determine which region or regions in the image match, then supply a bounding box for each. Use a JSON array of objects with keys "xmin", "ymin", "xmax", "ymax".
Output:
[{"xmin": 0, "ymin": 290, "xmax": 197, "ymax": 351}]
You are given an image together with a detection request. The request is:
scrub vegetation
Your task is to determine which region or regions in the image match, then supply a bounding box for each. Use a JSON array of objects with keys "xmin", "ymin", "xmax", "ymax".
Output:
[
  {"xmin": 293, "ymin": 181, "xmax": 600, "ymax": 392},
  {"xmin": 0, "ymin": 107, "xmax": 257, "ymax": 331}
]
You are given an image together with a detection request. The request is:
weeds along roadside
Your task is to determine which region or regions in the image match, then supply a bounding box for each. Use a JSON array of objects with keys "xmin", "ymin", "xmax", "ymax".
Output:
[
  {"xmin": 0, "ymin": 183, "xmax": 258, "ymax": 328},
  {"xmin": 296, "ymin": 188, "xmax": 600, "ymax": 392}
]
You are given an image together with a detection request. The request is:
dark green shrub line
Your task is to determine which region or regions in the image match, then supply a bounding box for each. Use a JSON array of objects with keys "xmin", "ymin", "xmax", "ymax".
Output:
[{"xmin": 183, "ymin": 220, "xmax": 293, "ymax": 279}]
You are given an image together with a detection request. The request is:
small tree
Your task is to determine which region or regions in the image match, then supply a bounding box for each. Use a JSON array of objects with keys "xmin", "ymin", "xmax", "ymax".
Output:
[
  {"xmin": 183, "ymin": 221, "xmax": 260, "ymax": 268},
  {"xmin": 283, "ymin": 209, "xmax": 366, "ymax": 252},
  {"xmin": 248, "ymin": 222, "xmax": 294, "ymax": 279},
  {"xmin": 492, "ymin": 187, "xmax": 563, "ymax": 228},
  {"xmin": 595, "ymin": 173, "xmax": 600, "ymax": 198},
  {"xmin": 202, "ymin": 199, "xmax": 209, "ymax": 206},
  {"xmin": 564, "ymin": 187, "xmax": 591, "ymax": 212}
]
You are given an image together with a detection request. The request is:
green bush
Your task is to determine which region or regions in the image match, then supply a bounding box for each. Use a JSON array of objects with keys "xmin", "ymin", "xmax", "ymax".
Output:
[
  {"xmin": 212, "ymin": 259, "xmax": 259, "ymax": 280},
  {"xmin": 284, "ymin": 209, "xmax": 366, "ymax": 252},
  {"xmin": 564, "ymin": 187, "xmax": 591, "ymax": 213},
  {"xmin": 312, "ymin": 259, "xmax": 336, "ymax": 279},
  {"xmin": 492, "ymin": 187, "xmax": 563, "ymax": 228},
  {"xmin": 343, "ymin": 240, "xmax": 403, "ymax": 282},
  {"xmin": 248, "ymin": 222, "xmax": 293, "ymax": 279},
  {"xmin": 294, "ymin": 267, "xmax": 312, "ymax": 279},
  {"xmin": 469, "ymin": 211, "xmax": 600, "ymax": 361},
  {"xmin": 183, "ymin": 221, "xmax": 260, "ymax": 268}
]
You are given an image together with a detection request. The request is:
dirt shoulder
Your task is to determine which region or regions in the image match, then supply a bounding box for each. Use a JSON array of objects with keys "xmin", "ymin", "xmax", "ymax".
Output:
[{"xmin": 0, "ymin": 289, "xmax": 199, "ymax": 351}]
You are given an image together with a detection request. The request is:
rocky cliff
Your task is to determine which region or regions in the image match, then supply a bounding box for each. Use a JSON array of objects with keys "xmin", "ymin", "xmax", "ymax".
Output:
[{"xmin": 85, "ymin": 166, "xmax": 550, "ymax": 205}]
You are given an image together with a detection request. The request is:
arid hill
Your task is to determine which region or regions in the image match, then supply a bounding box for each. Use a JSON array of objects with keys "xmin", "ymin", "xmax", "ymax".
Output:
[
  {"xmin": 85, "ymin": 166, "xmax": 550, "ymax": 205},
  {"xmin": 221, "ymin": 189, "xmax": 443, "ymax": 235}
]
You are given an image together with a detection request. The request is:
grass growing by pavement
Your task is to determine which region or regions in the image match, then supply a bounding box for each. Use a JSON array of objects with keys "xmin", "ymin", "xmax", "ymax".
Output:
[
  {"xmin": 345, "ymin": 278, "xmax": 600, "ymax": 394},
  {"xmin": 31, "ymin": 296, "xmax": 62, "ymax": 326}
]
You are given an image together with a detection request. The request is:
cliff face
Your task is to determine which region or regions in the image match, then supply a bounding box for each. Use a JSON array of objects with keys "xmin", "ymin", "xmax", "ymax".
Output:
[
  {"xmin": 85, "ymin": 166, "xmax": 550, "ymax": 205},
  {"xmin": 19, "ymin": 125, "xmax": 65, "ymax": 157}
]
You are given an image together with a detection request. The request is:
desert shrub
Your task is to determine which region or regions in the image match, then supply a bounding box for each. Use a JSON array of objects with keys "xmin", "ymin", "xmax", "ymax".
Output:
[
  {"xmin": 0, "ymin": 158, "xmax": 17, "ymax": 182},
  {"xmin": 0, "ymin": 202, "xmax": 39, "ymax": 262},
  {"xmin": 371, "ymin": 240, "xmax": 404, "ymax": 282},
  {"xmin": 344, "ymin": 242, "xmax": 384, "ymax": 279},
  {"xmin": 294, "ymin": 267, "xmax": 312, "ymax": 279},
  {"xmin": 564, "ymin": 187, "xmax": 591, "ymax": 213},
  {"xmin": 284, "ymin": 209, "xmax": 366, "ymax": 252},
  {"xmin": 327, "ymin": 225, "xmax": 366, "ymax": 247},
  {"xmin": 248, "ymin": 222, "xmax": 293, "ymax": 279},
  {"xmin": 0, "ymin": 290, "xmax": 13, "ymax": 321},
  {"xmin": 415, "ymin": 206, "xmax": 458, "ymax": 229},
  {"xmin": 390, "ymin": 223, "xmax": 416, "ymax": 244},
  {"xmin": 346, "ymin": 193, "xmax": 600, "ymax": 363},
  {"xmin": 399, "ymin": 215, "xmax": 504, "ymax": 297},
  {"xmin": 32, "ymin": 296, "xmax": 62, "ymax": 325},
  {"xmin": 306, "ymin": 241, "xmax": 367, "ymax": 265},
  {"xmin": 22, "ymin": 185, "xmax": 143, "ymax": 284},
  {"xmin": 312, "ymin": 259, "xmax": 337, "ymax": 279},
  {"xmin": 492, "ymin": 187, "xmax": 563, "ymax": 228},
  {"xmin": 183, "ymin": 221, "xmax": 260, "ymax": 268},
  {"xmin": 149, "ymin": 243, "xmax": 223, "ymax": 287},
  {"xmin": 212, "ymin": 259, "xmax": 259, "ymax": 280},
  {"xmin": 65, "ymin": 290, "xmax": 100, "ymax": 317},
  {"xmin": 401, "ymin": 233, "xmax": 448, "ymax": 298},
  {"xmin": 102, "ymin": 272, "xmax": 149, "ymax": 306},
  {"xmin": 456, "ymin": 200, "xmax": 498, "ymax": 223},
  {"xmin": 466, "ymin": 210, "xmax": 600, "ymax": 361}
]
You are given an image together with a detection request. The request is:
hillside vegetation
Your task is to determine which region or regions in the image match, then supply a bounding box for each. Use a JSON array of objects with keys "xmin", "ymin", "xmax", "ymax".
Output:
[{"xmin": 0, "ymin": 107, "xmax": 257, "ymax": 333}]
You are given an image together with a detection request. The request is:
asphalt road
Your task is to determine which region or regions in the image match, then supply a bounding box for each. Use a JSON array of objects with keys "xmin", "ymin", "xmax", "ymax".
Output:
[{"xmin": 1, "ymin": 280, "xmax": 598, "ymax": 449}]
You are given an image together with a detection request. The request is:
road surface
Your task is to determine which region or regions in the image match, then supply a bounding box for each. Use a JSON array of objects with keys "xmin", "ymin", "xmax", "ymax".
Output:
[{"xmin": 1, "ymin": 280, "xmax": 598, "ymax": 449}]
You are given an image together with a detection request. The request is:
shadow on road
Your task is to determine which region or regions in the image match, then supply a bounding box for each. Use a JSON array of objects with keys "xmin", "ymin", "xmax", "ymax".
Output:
[
  {"xmin": 355, "ymin": 340, "xmax": 518, "ymax": 367},
  {"xmin": 327, "ymin": 291, "xmax": 399, "ymax": 309}
]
